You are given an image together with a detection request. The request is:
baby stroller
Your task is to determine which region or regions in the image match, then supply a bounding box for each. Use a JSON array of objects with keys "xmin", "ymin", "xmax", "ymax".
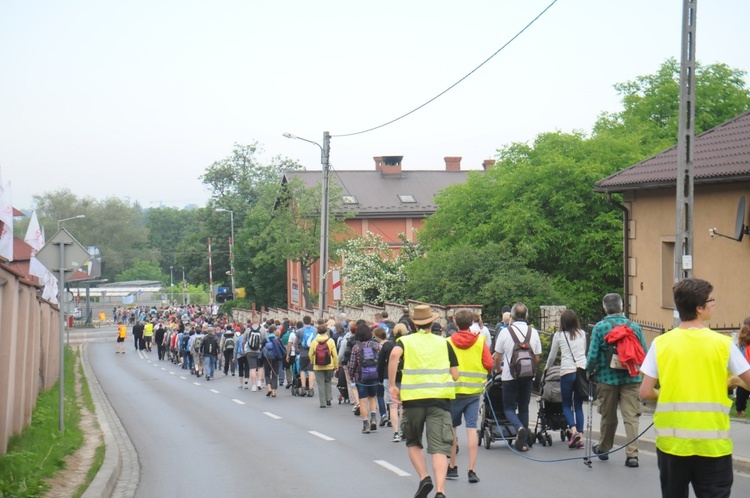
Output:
[
  {"xmin": 478, "ymin": 374, "xmax": 519, "ymax": 449},
  {"xmin": 290, "ymin": 356, "xmax": 303, "ymax": 396},
  {"xmin": 336, "ymin": 367, "xmax": 350, "ymax": 404},
  {"xmin": 533, "ymin": 365, "xmax": 570, "ymax": 446}
]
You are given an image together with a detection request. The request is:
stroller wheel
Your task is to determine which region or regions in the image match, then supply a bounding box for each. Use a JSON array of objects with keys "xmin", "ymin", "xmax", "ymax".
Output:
[
  {"xmin": 483, "ymin": 428, "xmax": 492, "ymax": 450},
  {"xmin": 540, "ymin": 434, "xmax": 547, "ymax": 447},
  {"xmin": 545, "ymin": 434, "xmax": 553, "ymax": 447},
  {"xmin": 561, "ymin": 430, "xmax": 568, "ymax": 442}
]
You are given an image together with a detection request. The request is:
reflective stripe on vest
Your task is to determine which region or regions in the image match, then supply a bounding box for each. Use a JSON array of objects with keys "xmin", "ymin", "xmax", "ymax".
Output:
[
  {"xmin": 398, "ymin": 333, "xmax": 455, "ymax": 401},
  {"xmin": 448, "ymin": 334, "xmax": 487, "ymax": 395},
  {"xmin": 653, "ymin": 328, "xmax": 733, "ymax": 457}
]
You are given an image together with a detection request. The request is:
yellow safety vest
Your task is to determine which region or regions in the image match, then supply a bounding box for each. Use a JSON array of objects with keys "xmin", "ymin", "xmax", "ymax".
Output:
[
  {"xmin": 399, "ymin": 332, "xmax": 455, "ymax": 401},
  {"xmin": 653, "ymin": 327, "xmax": 733, "ymax": 457},
  {"xmin": 448, "ymin": 334, "xmax": 487, "ymax": 395}
]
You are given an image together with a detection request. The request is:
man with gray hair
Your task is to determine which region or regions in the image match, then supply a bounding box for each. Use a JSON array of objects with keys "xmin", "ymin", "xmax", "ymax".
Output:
[{"xmin": 586, "ymin": 293, "xmax": 648, "ymax": 468}]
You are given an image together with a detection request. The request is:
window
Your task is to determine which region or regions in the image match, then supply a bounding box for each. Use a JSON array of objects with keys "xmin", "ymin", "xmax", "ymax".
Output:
[
  {"xmin": 398, "ymin": 194, "xmax": 417, "ymax": 203},
  {"xmin": 342, "ymin": 195, "xmax": 358, "ymax": 204}
]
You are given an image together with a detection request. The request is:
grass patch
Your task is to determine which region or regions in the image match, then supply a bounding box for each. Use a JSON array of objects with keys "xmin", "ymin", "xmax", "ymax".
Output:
[
  {"xmin": 78, "ymin": 361, "xmax": 95, "ymax": 413},
  {"xmin": 73, "ymin": 444, "xmax": 104, "ymax": 498},
  {"xmin": 0, "ymin": 347, "xmax": 83, "ymax": 497}
]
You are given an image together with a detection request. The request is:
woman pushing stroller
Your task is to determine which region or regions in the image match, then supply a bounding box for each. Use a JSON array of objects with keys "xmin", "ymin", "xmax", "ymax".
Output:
[{"xmin": 545, "ymin": 309, "xmax": 587, "ymax": 448}]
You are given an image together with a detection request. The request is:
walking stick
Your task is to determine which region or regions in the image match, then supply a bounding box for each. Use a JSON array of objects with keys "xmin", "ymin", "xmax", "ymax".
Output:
[{"xmin": 583, "ymin": 378, "xmax": 595, "ymax": 469}]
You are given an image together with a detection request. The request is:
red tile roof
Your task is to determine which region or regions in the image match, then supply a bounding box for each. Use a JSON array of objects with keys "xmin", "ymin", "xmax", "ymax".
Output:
[{"xmin": 595, "ymin": 110, "xmax": 750, "ymax": 192}]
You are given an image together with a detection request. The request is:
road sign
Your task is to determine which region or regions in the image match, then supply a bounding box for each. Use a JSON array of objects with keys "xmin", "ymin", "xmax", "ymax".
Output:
[
  {"xmin": 332, "ymin": 270, "xmax": 342, "ymax": 301},
  {"xmin": 35, "ymin": 228, "xmax": 91, "ymax": 273}
]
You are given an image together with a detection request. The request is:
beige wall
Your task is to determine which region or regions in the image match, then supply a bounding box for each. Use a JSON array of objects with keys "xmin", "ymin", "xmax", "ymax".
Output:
[
  {"xmin": 626, "ymin": 182, "xmax": 750, "ymax": 328},
  {"xmin": 0, "ymin": 265, "xmax": 60, "ymax": 454}
]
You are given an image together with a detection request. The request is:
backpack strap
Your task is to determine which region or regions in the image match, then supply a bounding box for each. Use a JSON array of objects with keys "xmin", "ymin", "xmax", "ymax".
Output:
[{"xmin": 510, "ymin": 324, "xmax": 530, "ymax": 346}]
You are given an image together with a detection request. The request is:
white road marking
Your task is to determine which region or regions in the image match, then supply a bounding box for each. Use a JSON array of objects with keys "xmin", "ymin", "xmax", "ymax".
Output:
[
  {"xmin": 210, "ymin": 389, "xmax": 220, "ymax": 394},
  {"xmin": 193, "ymin": 382, "xmax": 201, "ymax": 386},
  {"xmin": 374, "ymin": 460, "xmax": 411, "ymax": 477},
  {"xmin": 232, "ymin": 399, "xmax": 246, "ymax": 405},
  {"xmin": 180, "ymin": 376, "xmax": 186, "ymax": 380},
  {"xmin": 170, "ymin": 372, "xmax": 175, "ymax": 375},
  {"xmin": 161, "ymin": 368, "xmax": 166, "ymax": 371},
  {"xmin": 308, "ymin": 431, "xmax": 335, "ymax": 441},
  {"xmin": 263, "ymin": 412, "xmax": 281, "ymax": 420}
]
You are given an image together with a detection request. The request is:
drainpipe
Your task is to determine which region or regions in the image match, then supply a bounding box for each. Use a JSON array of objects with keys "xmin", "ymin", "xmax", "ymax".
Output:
[{"xmin": 607, "ymin": 192, "xmax": 630, "ymax": 317}]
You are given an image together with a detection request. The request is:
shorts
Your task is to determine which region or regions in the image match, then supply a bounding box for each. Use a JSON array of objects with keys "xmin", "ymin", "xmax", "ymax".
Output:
[
  {"xmin": 450, "ymin": 395, "xmax": 480, "ymax": 429},
  {"xmin": 402, "ymin": 405, "xmax": 454, "ymax": 456},
  {"xmin": 116, "ymin": 337, "xmax": 125, "ymax": 343},
  {"xmin": 356, "ymin": 382, "xmax": 378, "ymax": 399},
  {"xmin": 144, "ymin": 336, "xmax": 152, "ymax": 343},
  {"xmin": 299, "ymin": 355, "xmax": 312, "ymax": 373},
  {"xmin": 255, "ymin": 356, "xmax": 264, "ymax": 369}
]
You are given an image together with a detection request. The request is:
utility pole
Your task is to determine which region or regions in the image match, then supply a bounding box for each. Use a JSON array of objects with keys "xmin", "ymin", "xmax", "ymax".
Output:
[
  {"xmin": 318, "ymin": 131, "xmax": 331, "ymax": 318},
  {"xmin": 674, "ymin": 0, "xmax": 697, "ymax": 325}
]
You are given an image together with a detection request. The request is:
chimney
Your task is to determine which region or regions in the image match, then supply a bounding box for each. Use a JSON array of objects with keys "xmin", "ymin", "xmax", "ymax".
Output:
[
  {"xmin": 380, "ymin": 156, "xmax": 403, "ymax": 175},
  {"xmin": 444, "ymin": 156, "xmax": 462, "ymax": 171},
  {"xmin": 373, "ymin": 156, "xmax": 383, "ymax": 172},
  {"xmin": 482, "ymin": 159, "xmax": 495, "ymax": 171}
]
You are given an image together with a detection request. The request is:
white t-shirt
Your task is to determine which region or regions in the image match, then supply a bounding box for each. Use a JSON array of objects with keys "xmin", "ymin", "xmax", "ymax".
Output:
[
  {"xmin": 494, "ymin": 322, "xmax": 543, "ymax": 382},
  {"xmin": 545, "ymin": 329, "xmax": 587, "ymax": 375},
  {"xmin": 287, "ymin": 331, "xmax": 298, "ymax": 356},
  {"xmin": 641, "ymin": 335, "xmax": 750, "ymax": 379}
]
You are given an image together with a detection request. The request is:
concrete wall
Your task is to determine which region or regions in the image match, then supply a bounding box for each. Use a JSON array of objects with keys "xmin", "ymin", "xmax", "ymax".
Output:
[
  {"xmin": 626, "ymin": 183, "xmax": 750, "ymax": 328},
  {"xmin": 0, "ymin": 263, "xmax": 60, "ymax": 454}
]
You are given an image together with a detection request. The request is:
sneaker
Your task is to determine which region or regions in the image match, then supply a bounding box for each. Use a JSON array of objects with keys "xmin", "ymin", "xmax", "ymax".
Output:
[
  {"xmin": 370, "ymin": 413, "xmax": 378, "ymax": 432},
  {"xmin": 362, "ymin": 420, "xmax": 371, "ymax": 434},
  {"xmin": 625, "ymin": 457, "xmax": 639, "ymax": 468},
  {"xmin": 446, "ymin": 465, "xmax": 458, "ymax": 479},
  {"xmin": 593, "ymin": 444, "xmax": 609, "ymax": 461},
  {"xmin": 468, "ymin": 470, "xmax": 479, "ymax": 483},
  {"xmin": 435, "ymin": 494, "xmax": 446, "ymax": 498},
  {"xmin": 251, "ymin": 386, "xmax": 257, "ymax": 392},
  {"xmin": 308, "ymin": 389, "xmax": 314, "ymax": 397},
  {"xmin": 392, "ymin": 432, "xmax": 401, "ymax": 443},
  {"xmin": 414, "ymin": 476, "xmax": 433, "ymax": 498},
  {"xmin": 326, "ymin": 401, "xmax": 331, "ymax": 406},
  {"xmin": 379, "ymin": 414, "xmax": 390, "ymax": 427}
]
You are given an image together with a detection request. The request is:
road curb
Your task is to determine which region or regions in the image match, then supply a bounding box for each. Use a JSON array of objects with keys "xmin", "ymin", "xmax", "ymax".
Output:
[{"xmin": 79, "ymin": 343, "xmax": 140, "ymax": 497}]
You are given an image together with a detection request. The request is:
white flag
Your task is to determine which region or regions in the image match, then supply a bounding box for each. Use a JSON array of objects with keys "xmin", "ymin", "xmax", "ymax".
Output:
[
  {"xmin": 0, "ymin": 181, "xmax": 13, "ymax": 261},
  {"xmin": 42, "ymin": 273, "xmax": 59, "ymax": 304},
  {"xmin": 24, "ymin": 210, "xmax": 44, "ymax": 252}
]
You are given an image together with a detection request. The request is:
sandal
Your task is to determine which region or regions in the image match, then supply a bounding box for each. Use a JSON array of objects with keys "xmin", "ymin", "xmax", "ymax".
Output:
[
  {"xmin": 515, "ymin": 427, "xmax": 528, "ymax": 451},
  {"xmin": 569, "ymin": 433, "xmax": 582, "ymax": 449}
]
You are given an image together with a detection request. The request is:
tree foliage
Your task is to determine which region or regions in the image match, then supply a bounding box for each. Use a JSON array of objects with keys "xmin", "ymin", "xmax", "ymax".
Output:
[
  {"xmin": 335, "ymin": 232, "xmax": 422, "ymax": 307},
  {"xmin": 115, "ymin": 259, "xmax": 164, "ymax": 282},
  {"xmin": 414, "ymin": 59, "xmax": 750, "ymax": 319}
]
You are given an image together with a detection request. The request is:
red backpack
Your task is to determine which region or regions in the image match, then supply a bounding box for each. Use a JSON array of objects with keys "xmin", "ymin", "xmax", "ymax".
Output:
[{"xmin": 314, "ymin": 341, "xmax": 331, "ymax": 366}]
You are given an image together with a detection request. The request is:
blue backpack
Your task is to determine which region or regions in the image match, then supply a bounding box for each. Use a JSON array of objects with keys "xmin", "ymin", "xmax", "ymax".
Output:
[
  {"xmin": 301, "ymin": 326, "xmax": 316, "ymax": 349},
  {"xmin": 264, "ymin": 337, "xmax": 285, "ymax": 361}
]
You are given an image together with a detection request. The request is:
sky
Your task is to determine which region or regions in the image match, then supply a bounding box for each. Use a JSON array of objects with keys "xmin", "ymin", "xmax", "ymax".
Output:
[{"xmin": 1, "ymin": 0, "xmax": 749, "ymax": 210}]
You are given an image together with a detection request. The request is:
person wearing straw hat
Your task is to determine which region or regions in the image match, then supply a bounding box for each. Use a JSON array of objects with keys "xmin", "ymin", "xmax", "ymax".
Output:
[{"xmin": 389, "ymin": 305, "xmax": 459, "ymax": 498}]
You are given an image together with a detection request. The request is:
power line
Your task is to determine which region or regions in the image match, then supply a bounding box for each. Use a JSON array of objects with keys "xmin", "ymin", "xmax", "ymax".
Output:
[{"xmin": 333, "ymin": 0, "xmax": 558, "ymax": 138}]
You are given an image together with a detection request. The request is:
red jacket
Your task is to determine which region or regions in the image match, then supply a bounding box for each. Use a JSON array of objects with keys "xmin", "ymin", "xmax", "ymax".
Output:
[{"xmin": 605, "ymin": 326, "xmax": 645, "ymax": 377}]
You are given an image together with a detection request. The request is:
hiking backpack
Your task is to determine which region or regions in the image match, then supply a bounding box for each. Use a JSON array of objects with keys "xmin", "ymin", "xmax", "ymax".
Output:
[
  {"xmin": 224, "ymin": 336, "xmax": 235, "ymax": 351},
  {"xmin": 359, "ymin": 341, "xmax": 379, "ymax": 381},
  {"xmin": 301, "ymin": 326, "xmax": 316, "ymax": 349},
  {"xmin": 181, "ymin": 334, "xmax": 190, "ymax": 353},
  {"xmin": 314, "ymin": 340, "xmax": 331, "ymax": 366},
  {"xmin": 204, "ymin": 335, "xmax": 217, "ymax": 355},
  {"xmin": 264, "ymin": 338, "xmax": 284, "ymax": 361},
  {"xmin": 508, "ymin": 325, "xmax": 537, "ymax": 379},
  {"xmin": 247, "ymin": 327, "xmax": 262, "ymax": 351},
  {"xmin": 193, "ymin": 335, "xmax": 204, "ymax": 354}
]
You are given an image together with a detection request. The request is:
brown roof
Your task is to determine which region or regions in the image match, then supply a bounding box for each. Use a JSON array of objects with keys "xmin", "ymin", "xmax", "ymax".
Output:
[{"xmin": 595, "ymin": 110, "xmax": 750, "ymax": 193}]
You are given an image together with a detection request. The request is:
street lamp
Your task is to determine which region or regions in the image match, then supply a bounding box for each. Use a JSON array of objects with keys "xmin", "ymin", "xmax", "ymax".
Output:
[
  {"xmin": 170, "ymin": 265, "xmax": 174, "ymax": 304},
  {"xmin": 215, "ymin": 208, "xmax": 235, "ymax": 300},
  {"xmin": 57, "ymin": 214, "xmax": 85, "ymax": 230},
  {"xmin": 283, "ymin": 131, "xmax": 331, "ymax": 318}
]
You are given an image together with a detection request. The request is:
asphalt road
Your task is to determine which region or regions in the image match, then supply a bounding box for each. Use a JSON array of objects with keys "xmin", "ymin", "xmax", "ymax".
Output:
[{"xmin": 83, "ymin": 331, "xmax": 750, "ymax": 498}]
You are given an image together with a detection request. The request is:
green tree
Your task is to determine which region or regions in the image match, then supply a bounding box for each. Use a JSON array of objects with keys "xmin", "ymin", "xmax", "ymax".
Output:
[
  {"xmin": 417, "ymin": 59, "xmax": 750, "ymax": 319},
  {"xmin": 29, "ymin": 190, "xmax": 157, "ymax": 281},
  {"xmin": 255, "ymin": 176, "xmax": 352, "ymax": 309},
  {"xmin": 116, "ymin": 259, "xmax": 164, "ymax": 282},
  {"xmin": 594, "ymin": 58, "xmax": 750, "ymax": 154}
]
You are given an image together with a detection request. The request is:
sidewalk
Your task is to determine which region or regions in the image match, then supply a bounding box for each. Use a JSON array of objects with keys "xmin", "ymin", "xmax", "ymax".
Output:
[{"xmin": 529, "ymin": 395, "xmax": 750, "ymax": 474}]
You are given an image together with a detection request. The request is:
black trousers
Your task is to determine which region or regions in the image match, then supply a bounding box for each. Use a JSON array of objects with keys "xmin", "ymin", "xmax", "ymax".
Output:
[{"xmin": 657, "ymin": 448, "xmax": 733, "ymax": 498}]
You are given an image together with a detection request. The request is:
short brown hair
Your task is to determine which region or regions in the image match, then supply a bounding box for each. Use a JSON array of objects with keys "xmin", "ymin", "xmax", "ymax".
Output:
[{"xmin": 454, "ymin": 309, "xmax": 474, "ymax": 330}]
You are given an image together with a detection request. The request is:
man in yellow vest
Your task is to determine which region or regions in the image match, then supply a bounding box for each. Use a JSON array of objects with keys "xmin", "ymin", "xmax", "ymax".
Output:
[
  {"xmin": 447, "ymin": 309, "xmax": 493, "ymax": 484},
  {"xmin": 389, "ymin": 305, "xmax": 459, "ymax": 498},
  {"xmin": 640, "ymin": 278, "xmax": 750, "ymax": 497}
]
